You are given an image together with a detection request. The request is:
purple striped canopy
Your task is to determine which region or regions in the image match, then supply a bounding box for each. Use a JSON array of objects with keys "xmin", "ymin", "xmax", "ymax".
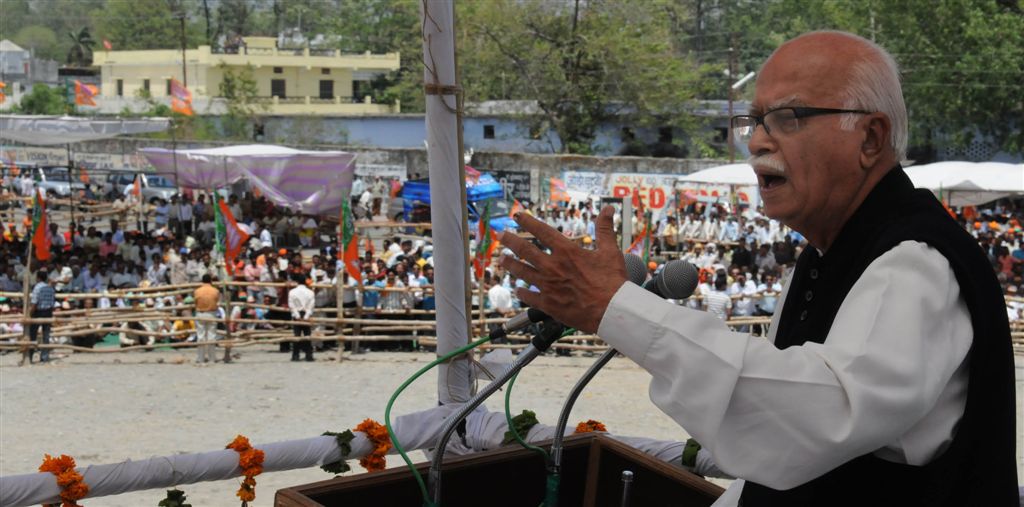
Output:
[{"xmin": 140, "ymin": 145, "xmax": 356, "ymax": 216}]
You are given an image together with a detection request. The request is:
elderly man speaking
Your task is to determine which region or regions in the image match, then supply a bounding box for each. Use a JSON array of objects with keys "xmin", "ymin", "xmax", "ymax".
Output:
[{"xmin": 500, "ymin": 31, "xmax": 1017, "ymax": 506}]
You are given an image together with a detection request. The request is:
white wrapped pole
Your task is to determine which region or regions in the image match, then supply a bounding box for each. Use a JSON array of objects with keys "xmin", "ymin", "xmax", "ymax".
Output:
[
  {"xmin": 420, "ymin": 0, "xmax": 474, "ymax": 404},
  {"xmin": 0, "ymin": 404, "xmax": 698, "ymax": 507}
]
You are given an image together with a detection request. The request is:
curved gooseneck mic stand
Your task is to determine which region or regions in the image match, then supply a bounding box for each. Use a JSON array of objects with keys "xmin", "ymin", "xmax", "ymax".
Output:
[
  {"xmin": 550, "ymin": 347, "xmax": 618, "ymax": 474},
  {"xmin": 428, "ymin": 320, "xmax": 566, "ymax": 505}
]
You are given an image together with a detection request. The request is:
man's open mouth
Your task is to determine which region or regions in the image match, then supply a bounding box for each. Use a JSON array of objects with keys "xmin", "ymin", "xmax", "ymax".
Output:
[{"xmin": 760, "ymin": 174, "xmax": 788, "ymax": 190}]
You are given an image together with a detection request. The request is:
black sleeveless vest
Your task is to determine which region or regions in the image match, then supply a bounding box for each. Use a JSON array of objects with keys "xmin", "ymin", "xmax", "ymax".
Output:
[{"xmin": 740, "ymin": 168, "xmax": 1018, "ymax": 506}]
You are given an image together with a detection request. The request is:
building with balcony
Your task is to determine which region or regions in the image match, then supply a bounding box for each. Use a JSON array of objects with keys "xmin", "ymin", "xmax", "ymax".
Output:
[{"xmin": 91, "ymin": 36, "xmax": 401, "ymax": 116}]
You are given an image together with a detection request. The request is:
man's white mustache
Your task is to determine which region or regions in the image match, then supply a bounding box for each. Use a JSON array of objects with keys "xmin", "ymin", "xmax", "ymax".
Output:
[{"xmin": 747, "ymin": 155, "xmax": 787, "ymax": 174}]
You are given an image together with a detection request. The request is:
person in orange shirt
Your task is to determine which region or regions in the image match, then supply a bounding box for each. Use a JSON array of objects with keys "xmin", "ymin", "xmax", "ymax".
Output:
[{"xmin": 192, "ymin": 274, "xmax": 220, "ymax": 364}]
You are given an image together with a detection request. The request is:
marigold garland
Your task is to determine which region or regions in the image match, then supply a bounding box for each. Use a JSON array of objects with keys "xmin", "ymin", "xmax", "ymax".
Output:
[
  {"xmin": 574, "ymin": 420, "xmax": 608, "ymax": 434},
  {"xmin": 354, "ymin": 418, "xmax": 392, "ymax": 472},
  {"xmin": 39, "ymin": 453, "xmax": 89, "ymax": 507},
  {"xmin": 225, "ymin": 435, "xmax": 265, "ymax": 506}
]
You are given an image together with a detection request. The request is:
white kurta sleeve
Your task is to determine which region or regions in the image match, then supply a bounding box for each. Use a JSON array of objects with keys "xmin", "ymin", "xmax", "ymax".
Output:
[{"xmin": 597, "ymin": 241, "xmax": 971, "ymax": 490}]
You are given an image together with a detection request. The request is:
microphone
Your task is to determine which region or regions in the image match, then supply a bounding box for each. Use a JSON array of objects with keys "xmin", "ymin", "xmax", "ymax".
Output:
[
  {"xmin": 642, "ymin": 260, "xmax": 699, "ymax": 299},
  {"xmin": 550, "ymin": 259, "xmax": 698, "ymax": 477},
  {"xmin": 431, "ymin": 255, "xmax": 650, "ymax": 502},
  {"xmin": 489, "ymin": 253, "xmax": 648, "ymax": 341}
]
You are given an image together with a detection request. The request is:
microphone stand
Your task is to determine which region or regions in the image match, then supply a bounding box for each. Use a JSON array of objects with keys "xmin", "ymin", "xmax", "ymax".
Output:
[
  {"xmin": 549, "ymin": 348, "xmax": 617, "ymax": 476},
  {"xmin": 428, "ymin": 320, "xmax": 566, "ymax": 505}
]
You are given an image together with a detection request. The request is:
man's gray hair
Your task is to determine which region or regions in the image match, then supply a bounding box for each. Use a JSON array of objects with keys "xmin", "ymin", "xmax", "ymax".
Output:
[{"xmin": 788, "ymin": 31, "xmax": 909, "ymax": 161}]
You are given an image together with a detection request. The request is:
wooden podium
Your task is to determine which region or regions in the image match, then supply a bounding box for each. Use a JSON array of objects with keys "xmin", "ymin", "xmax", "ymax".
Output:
[{"xmin": 276, "ymin": 434, "xmax": 724, "ymax": 507}]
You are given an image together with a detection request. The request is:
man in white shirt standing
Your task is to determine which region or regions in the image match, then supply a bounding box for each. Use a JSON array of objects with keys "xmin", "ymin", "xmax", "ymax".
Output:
[
  {"xmin": 288, "ymin": 278, "xmax": 316, "ymax": 362},
  {"xmin": 499, "ymin": 31, "xmax": 1016, "ymax": 505}
]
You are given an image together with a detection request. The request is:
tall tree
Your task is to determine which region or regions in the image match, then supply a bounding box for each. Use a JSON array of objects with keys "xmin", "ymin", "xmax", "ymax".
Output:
[
  {"xmin": 694, "ymin": 0, "xmax": 1024, "ymax": 157},
  {"xmin": 459, "ymin": 0, "xmax": 715, "ymax": 154},
  {"xmin": 329, "ymin": 0, "xmax": 421, "ymax": 110},
  {"xmin": 66, "ymin": 27, "xmax": 95, "ymax": 67},
  {"xmin": 217, "ymin": 63, "xmax": 267, "ymax": 139},
  {"xmin": 95, "ymin": 0, "xmax": 186, "ymax": 50}
]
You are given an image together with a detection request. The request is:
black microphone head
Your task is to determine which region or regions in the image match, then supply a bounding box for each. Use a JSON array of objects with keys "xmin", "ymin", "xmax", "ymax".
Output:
[
  {"xmin": 657, "ymin": 260, "xmax": 699, "ymax": 299},
  {"xmin": 642, "ymin": 276, "xmax": 661, "ymax": 296},
  {"xmin": 623, "ymin": 253, "xmax": 648, "ymax": 286}
]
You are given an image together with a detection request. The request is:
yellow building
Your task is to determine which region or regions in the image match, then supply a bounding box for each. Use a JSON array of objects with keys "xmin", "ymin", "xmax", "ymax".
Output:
[{"xmin": 92, "ymin": 37, "xmax": 401, "ymax": 116}]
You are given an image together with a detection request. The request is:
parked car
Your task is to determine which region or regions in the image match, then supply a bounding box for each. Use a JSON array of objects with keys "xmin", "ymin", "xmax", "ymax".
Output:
[
  {"xmin": 34, "ymin": 166, "xmax": 86, "ymax": 198},
  {"xmin": 105, "ymin": 172, "xmax": 179, "ymax": 203}
]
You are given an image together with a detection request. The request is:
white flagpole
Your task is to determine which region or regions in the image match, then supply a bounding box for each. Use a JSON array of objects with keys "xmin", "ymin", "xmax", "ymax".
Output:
[{"xmin": 421, "ymin": 0, "xmax": 473, "ymax": 404}]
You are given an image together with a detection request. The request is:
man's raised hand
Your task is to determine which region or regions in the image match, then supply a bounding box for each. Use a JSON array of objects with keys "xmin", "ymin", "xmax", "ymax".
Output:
[{"xmin": 499, "ymin": 206, "xmax": 627, "ymax": 333}]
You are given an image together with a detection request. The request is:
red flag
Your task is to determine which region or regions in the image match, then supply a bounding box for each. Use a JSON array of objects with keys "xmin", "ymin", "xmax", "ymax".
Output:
[
  {"xmin": 31, "ymin": 189, "xmax": 50, "ymax": 261},
  {"xmin": 102, "ymin": 39, "xmax": 112, "ymax": 51}
]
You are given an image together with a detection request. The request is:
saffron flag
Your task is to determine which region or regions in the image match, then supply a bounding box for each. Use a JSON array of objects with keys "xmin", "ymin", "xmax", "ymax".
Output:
[
  {"xmin": 215, "ymin": 195, "xmax": 249, "ymax": 275},
  {"xmin": 169, "ymin": 78, "xmax": 194, "ymax": 116},
  {"xmin": 31, "ymin": 189, "xmax": 50, "ymax": 261},
  {"xmin": 550, "ymin": 177, "xmax": 570, "ymax": 203},
  {"xmin": 473, "ymin": 203, "xmax": 498, "ymax": 279},
  {"xmin": 340, "ymin": 199, "xmax": 361, "ymax": 282},
  {"xmin": 74, "ymin": 80, "xmax": 98, "ymax": 106},
  {"xmin": 0, "ymin": 81, "xmax": 6, "ymax": 104},
  {"xmin": 132, "ymin": 175, "xmax": 141, "ymax": 197},
  {"xmin": 510, "ymin": 198, "xmax": 524, "ymax": 217}
]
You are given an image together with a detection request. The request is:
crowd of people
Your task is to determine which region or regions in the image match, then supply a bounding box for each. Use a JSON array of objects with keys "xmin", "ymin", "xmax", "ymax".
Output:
[{"xmin": 0, "ymin": 170, "xmax": 1020, "ymax": 364}]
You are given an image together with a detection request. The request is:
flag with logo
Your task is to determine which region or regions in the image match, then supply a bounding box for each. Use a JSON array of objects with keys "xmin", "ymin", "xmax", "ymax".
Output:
[
  {"xmin": 549, "ymin": 177, "xmax": 570, "ymax": 203},
  {"xmin": 74, "ymin": 80, "xmax": 98, "ymax": 106},
  {"xmin": 339, "ymin": 199, "xmax": 361, "ymax": 282},
  {"xmin": 473, "ymin": 203, "xmax": 498, "ymax": 279},
  {"xmin": 169, "ymin": 78, "xmax": 194, "ymax": 116},
  {"xmin": 31, "ymin": 189, "xmax": 51, "ymax": 261},
  {"xmin": 215, "ymin": 195, "xmax": 249, "ymax": 275}
]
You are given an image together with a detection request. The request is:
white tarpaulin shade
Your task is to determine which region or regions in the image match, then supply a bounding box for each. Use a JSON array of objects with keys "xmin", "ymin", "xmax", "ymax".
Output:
[
  {"xmin": 0, "ymin": 115, "xmax": 170, "ymax": 145},
  {"xmin": 677, "ymin": 163, "xmax": 758, "ymax": 185},
  {"xmin": 905, "ymin": 161, "xmax": 1024, "ymax": 206},
  {"xmin": 140, "ymin": 144, "xmax": 356, "ymax": 215}
]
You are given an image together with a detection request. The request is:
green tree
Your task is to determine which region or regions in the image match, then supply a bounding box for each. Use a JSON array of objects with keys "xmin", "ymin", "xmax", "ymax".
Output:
[
  {"xmin": 96, "ymin": 0, "xmax": 193, "ymax": 50},
  {"xmin": 217, "ymin": 63, "xmax": 266, "ymax": 139},
  {"xmin": 13, "ymin": 84, "xmax": 68, "ymax": 115},
  {"xmin": 328, "ymin": 0, "xmax": 421, "ymax": 111},
  {"xmin": 458, "ymin": 0, "xmax": 715, "ymax": 154},
  {"xmin": 692, "ymin": 0, "xmax": 1024, "ymax": 156},
  {"xmin": 66, "ymin": 27, "xmax": 96, "ymax": 67},
  {"xmin": 12, "ymin": 25, "xmax": 59, "ymax": 61}
]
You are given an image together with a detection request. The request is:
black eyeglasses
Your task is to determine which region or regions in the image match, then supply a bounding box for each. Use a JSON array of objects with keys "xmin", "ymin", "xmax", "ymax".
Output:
[{"xmin": 730, "ymin": 107, "xmax": 872, "ymax": 145}]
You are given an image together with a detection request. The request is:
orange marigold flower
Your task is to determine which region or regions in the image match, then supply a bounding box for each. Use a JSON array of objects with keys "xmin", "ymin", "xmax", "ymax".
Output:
[
  {"xmin": 237, "ymin": 488, "xmax": 256, "ymax": 502},
  {"xmin": 39, "ymin": 454, "xmax": 76, "ymax": 474},
  {"xmin": 55, "ymin": 469, "xmax": 82, "ymax": 487},
  {"xmin": 239, "ymin": 450, "xmax": 264, "ymax": 469},
  {"xmin": 226, "ymin": 435, "xmax": 252, "ymax": 452},
  {"xmin": 574, "ymin": 420, "xmax": 607, "ymax": 433},
  {"xmin": 63, "ymin": 481, "xmax": 89, "ymax": 499}
]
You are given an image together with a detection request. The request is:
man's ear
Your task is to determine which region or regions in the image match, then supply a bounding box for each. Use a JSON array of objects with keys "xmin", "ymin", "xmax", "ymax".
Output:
[{"xmin": 859, "ymin": 113, "xmax": 892, "ymax": 169}]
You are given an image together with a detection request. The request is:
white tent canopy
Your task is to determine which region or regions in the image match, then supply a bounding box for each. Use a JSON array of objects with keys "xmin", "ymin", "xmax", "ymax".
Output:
[
  {"xmin": 140, "ymin": 144, "xmax": 356, "ymax": 216},
  {"xmin": 0, "ymin": 115, "xmax": 170, "ymax": 145},
  {"xmin": 677, "ymin": 163, "xmax": 757, "ymax": 185},
  {"xmin": 905, "ymin": 161, "xmax": 1024, "ymax": 206}
]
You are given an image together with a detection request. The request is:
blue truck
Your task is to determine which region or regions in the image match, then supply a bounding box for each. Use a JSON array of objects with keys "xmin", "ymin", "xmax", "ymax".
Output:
[{"xmin": 402, "ymin": 172, "xmax": 518, "ymax": 234}]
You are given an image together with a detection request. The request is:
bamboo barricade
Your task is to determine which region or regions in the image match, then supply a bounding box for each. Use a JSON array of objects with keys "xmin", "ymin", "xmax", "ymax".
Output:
[{"xmin": 2, "ymin": 277, "xmax": 1020, "ymax": 357}]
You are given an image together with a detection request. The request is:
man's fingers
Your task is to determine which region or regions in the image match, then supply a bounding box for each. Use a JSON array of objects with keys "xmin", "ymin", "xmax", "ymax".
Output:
[
  {"xmin": 501, "ymin": 255, "xmax": 542, "ymax": 287},
  {"xmin": 498, "ymin": 229, "xmax": 548, "ymax": 268},
  {"xmin": 595, "ymin": 206, "xmax": 617, "ymax": 249},
  {"xmin": 513, "ymin": 212, "xmax": 570, "ymax": 253},
  {"xmin": 515, "ymin": 287, "xmax": 543, "ymax": 311}
]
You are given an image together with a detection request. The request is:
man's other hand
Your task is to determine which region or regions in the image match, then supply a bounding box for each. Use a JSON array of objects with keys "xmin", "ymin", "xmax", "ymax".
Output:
[{"xmin": 499, "ymin": 205, "xmax": 627, "ymax": 333}]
